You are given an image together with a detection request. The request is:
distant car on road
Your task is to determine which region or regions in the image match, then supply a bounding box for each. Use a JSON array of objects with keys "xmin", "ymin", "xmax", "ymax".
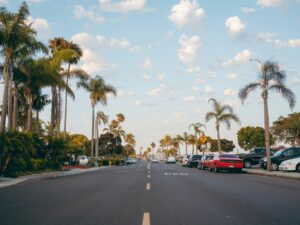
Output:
[
  {"xmin": 151, "ymin": 158, "xmax": 158, "ymax": 163},
  {"xmin": 209, "ymin": 154, "xmax": 243, "ymax": 173},
  {"xmin": 198, "ymin": 154, "xmax": 214, "ymax": 170},
  {"xmin": 260, "ymin": 147, "xmax": 300, "ymax": 171},
  {"xmin": 181, "ymin": 155, "xmax": 190, "ymax": 167},
  {"xmin": 279, "ymin": 157, "xmax": 300, "ymax": 173},
  {"xmin": 76, "ymin": 155, "xmax": 89, "ymax": 166},
  {"xmin": 187, "ymin": 154, "xmax": 202, "ymax": 168},
  {"xmin": 237, "ymin": 147, "xmax": 276, "ymax": 168},
  {"xmin": 126, "ymin": 158, "xmax": 136, "ymax": 164},
  {"xmin": 166, "ymin": 156, "xmax": 176, "ymax": 164}
]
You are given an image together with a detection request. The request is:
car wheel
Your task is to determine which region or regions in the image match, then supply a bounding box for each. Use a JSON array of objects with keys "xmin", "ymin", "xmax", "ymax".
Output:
[
  {"xmin": 271, "ymin": 163, "xmax": 279, "ymax": 171},
  {"xmin": 201, "ymin": 165, "xmax": 205, "ymax": 170},
  {"xmin": 296, "ymin": 164, "xmax": 300, "ymax": 173},
  {"xmin": 244, "ymin": 160, "xmax": 252, "ymax": 169},
  {"xmin": 214, "ymin": 165, "xmax": 218, "ymax": 173},
  {"xmin": 208, "ymin": 165, "xmax": 212, "ymax": 172}
]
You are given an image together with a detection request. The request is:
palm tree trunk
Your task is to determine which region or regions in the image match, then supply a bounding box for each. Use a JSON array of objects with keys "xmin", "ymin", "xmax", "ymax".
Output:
[
  {"xmin": 192, "ymin": 144, "xmax": 195, "ymax": 155},
  {"xmin": 185, "ymin": 142, "xmax": 188, "ymax": 154},
  {"xmin": 263, "ymin": 92, "xmax": 271, "ymax": 171},
  {"xmin": 36, "ymin": 110, "xmax": 40, "ymax": 135},
  {"xmin": 12, "ymin": 86, "xmax": 18, "ymax": 131},
  {"xmin": 50, "ymin": 87, "xmax": 56, "ymax": 137},
  {"xmin": 63, "ymin": 75, "xmax": 69, "ymax": 140},
  {"xmin": 95, "ymin": 119, "xmax": 99, "ymax": 159},
  {"xmin": 216, "ymin": 123, "xmax": 221, "ymax": 154},
  {"xmin": 0, "ymin": 56, "xmax": 10, "ymax": 132},
  {"xmin": 91, "ymin": 104, "xmax": 95, "ymax": 157},
  {"xmin": 56, "ymin": 88, "xmax": 61, "ymax": 137},
  {"xmin": 27, "ymin": 93, "xmax": 33, "ymax": 131}
]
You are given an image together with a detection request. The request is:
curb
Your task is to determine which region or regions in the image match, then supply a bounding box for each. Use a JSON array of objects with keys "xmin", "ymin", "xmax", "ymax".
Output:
[
  {"xmin": 243, "ymin": 169, "xmax": 300, "ymax": 180},
  {"xmin": 0, "ymin": 166, "xmax": 108, "ymax": 189}
]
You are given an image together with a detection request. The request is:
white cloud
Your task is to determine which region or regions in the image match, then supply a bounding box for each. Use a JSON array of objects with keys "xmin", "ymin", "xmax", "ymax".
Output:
[
  {"xmin": 195, "ymin": 78, "xmax": 203, "ymax": 84},
  {"xmin": 143, "ymin": 74, "xmax": 150, "ymax": 81},
  {"xmin": 225, "ymin": 16, "xmax": 245, "ymax": 36},
  {"xmin": 169, "ymin": 0, "xmax": 205, "ymax": 29},
  {"xmin": 183, "ymin": 96, "xmax": 195, "ymax": 103},
  {"xmin": 110, "ymin": 38, "xmax": 139, "ymax": 52},
  {"xmin": 207, "ymin": 70, "xmax": 216, "ymax": 78},
  {"xmin": 241, "ymin": 7, "xmax": 256, "ymax": 13},
  {"xmin": 258, "ymin": 32, "xmax": 286, "ymax": 47},
  {"xmin": 135, "ymin": 100, "xmax": 145, "ymax": 106},
  {"xmin": 222, "ymin": 49, "xmax": 252, "ymax": 67},
  {"xmin": 256, "ymin": 0, "xmax": 284, "ymax": 8},
  {"xmin": 288, "ymin": 39, "xmax": 300, "ymax": 47},
  {"xmin": 158, "ymin": 74, "xmax": 165, "ymax": 82},
  {"xmin": 227, "ymin": 73, "xmax": 241, "ymax": 80},
  {"xmin": 26, "ymin": 16, "xmax": 50, "ymax": 39},
  {"xmin": 186, "ymin": 66, "xmax": 200, "ymax": 74},
  {"xmin": 224, "ymin": 89, "xmax": 237, "ymax": 96},
  {"xmin": 203, "ymin": 85, "xmax": 214, "ymax": 95},
  {"xmin": 117, "ymin": 90, "xmax": 134, "ymax": 98},
  {"xmin": 224, "ymin": 99, "xmax": 239, "ymax": 107},
  {"xmin": 0, "ymin": 0, "xmax": 8, "ymax": 6},
  {"xmin": 292, "ymin": 78, "xmax": 300, "ymax": 85},
  {"xmin": 147, "ymin": 88, "xmax": 162, "ymax": 96},
  {"xmin": 177, "ymin": 34, "xmax": 200, "ymax": 65},
  {"xmin": 192, "ymin": 86, "xmax": 198, "ymax": 91},
  {"xmin": 173, "ymin": 112, "xmax": 187, "ymax": 118},
  {"xmin": 142, "ymin": 57, "xmax": 153, "ymax": 69},
  {"xmin": 99, "ymin": 0, "xmax": 148, "ymax": 13},
  {"xmin": 74, "ymin": 5, "xmax": 105, "ymax": 24}
]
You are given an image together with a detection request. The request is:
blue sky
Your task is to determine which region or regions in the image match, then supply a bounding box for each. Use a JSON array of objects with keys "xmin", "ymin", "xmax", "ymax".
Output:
[{"xmin": 1, "ymin": 0, "xmax": 300, "ymax": 153}]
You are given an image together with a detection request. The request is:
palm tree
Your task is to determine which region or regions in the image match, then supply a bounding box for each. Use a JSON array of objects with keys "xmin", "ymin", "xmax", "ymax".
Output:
[
  {"xmin": 189, "ymin": 122, "xmax": 206, "ymax": 153},
  {"xmin": 116, "ymin": 113, "xmax": 125, "ymax": 123},
  {"xmin": 179, "ymin": 132, "xmax": 189, "ymax": 155},
  {"xmin": 175, "ymin": 134, "xmax": 183, "ymax": 156},
  {"xmin": 78, "ymin": 76, "xmax": 116, "ymax": 157},
  {"xmin": 0, "ymin": 2, "xmax": 46, "ymax": 132},
  {"xmin": 239, "ymin": 60, "xmax": 295, "ymax": 171},
  {"xmin": 150, "ymin": 142, "xmax": 156, "ymax": 157},
  {"xmin": 95, "ymin": 111, "xmax": 109, "ymax": 158},
  {"xmin": 188, "ymin": 134, "xmax": 196, "ymax": 155},
  {"xmin": 171, "ymin": 137, "xmax": 181, "ymax": 156},
  {"xmin": 160, "ymin": 135, "xmax": 172, "ymax": 151},
  {"xmin": 205, "ymin": 98, "xmax": 240, "ymax": 154}
]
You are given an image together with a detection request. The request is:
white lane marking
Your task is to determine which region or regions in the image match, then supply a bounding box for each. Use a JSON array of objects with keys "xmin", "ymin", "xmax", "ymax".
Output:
[
  {"xmin": 148, "ymin": 170, "xmax": 151, "ymax": 174},
  {"xmin": 146, "ymin": 183, "xmax": 151, "ymax": 190},
  {"xmin": 148, "ymin": 174, "xmax": 151, "ymax": 178},
  {"xmin": 164, "ymin": 172, "xmax": 188, "ymax": 176},
  {"xmin": 147, "ymin": 163, "xmax": 150, "ymax": 170},
  {"xmin": 142, "ymin": 212, "xmax": 150, "ymax": 225}
]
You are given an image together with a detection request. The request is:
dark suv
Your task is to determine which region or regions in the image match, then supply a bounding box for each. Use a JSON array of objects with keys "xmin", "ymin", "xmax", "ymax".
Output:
[
  {"xmin": 237, "ymin": 148, "xmax": 276, "ymax": 168},
  {"xmin": 187, "ymin": 154, "xmax": 202, "ymax": 168},
  {"xmin": 260, "ymin": 147, "xmax": 300, "ymax": 170}
]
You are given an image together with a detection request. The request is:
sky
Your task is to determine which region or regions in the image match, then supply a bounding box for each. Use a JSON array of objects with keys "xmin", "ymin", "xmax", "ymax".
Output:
[{"xmin": 1, "ymin": 0, "xmax": 300, "ymax": 154}]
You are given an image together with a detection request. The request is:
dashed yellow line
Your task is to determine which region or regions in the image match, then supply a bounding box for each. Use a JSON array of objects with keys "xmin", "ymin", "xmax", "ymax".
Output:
[
  {"xmin": 148, "ymin": 174, "xmax": 151, "ymax": 178},
  {"xmin": 142, "ymin": 212, "xmax": 150, "ymax": 225},
  {"xmin": 146, "ymin": 183, "xmax": 151, "ymax": 190}
]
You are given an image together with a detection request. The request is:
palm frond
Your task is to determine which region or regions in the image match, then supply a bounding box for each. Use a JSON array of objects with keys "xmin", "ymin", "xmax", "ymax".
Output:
[
  {"xmin": 238, "ymin": 82, "xmax": 260, "ymax": 102},
  {"xmin": 205, "ymin": 112, "xmax": 217, "ymax": 122},
  {"xmin": 268, "ymin": 84, "xmax": 296, "ymax": 109}
]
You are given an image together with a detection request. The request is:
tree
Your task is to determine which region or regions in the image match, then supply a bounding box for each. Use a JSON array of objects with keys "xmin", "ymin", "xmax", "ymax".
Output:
[
  {"xmin": 0, "ymin": 2, "xmax": 46, "ymax": 132},
  {"xmin": 205, "ymin": 98, "xmax": 240, "ymax": 154},
  {"xmin": 159, "ymin": 135, "xmax": 172, "ymax": 151},
  {"xmin": 271, "ymin": 113, "xmax": 300, "ymax": 146},
  {"xmin": 78, "ymin": 76, "xmax": 116, "ymax": 157},
  {"xmin": 150, "ymin": 142, "xmax": 156, "ymax": 156},
  {"xmin": 95, "ymin": 111, "xmax": 109, "ymax": 158},
  {"xmin": 210, "ymin": 138, "xmax": 235, "ymax": 153},
  {"xmin": 239, "ymin": 60, "xmax": 296, "ymax": 171},
  {"xmin": 237, "ymin": 126, "xmax": 273, "ymax": 150},
  {"xmin": 189, "ymin": 122, "xmax": 205, "ymax": 153},
  {"xmin": 188, "ymin": 134, "xmax": 196, "ymax": 155},
  {"xmin": 178, "ymin": 132, "xmax": 189, "ymax": 155},
  {"xmin": 124, "ymin": 133, "xmax": 136, "ymax": 156}
]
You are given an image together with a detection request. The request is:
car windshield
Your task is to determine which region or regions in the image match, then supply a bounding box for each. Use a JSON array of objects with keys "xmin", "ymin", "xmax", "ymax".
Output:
[
  {"xmin": 193, "ymin": 155, "xmax": 201, "ymax": 159},
  {"xmin": 273, "ymin": 149, "xmax": 284, "ymax": 157},
  {"xmin": 220, "ymin": 154, "xmax": 238, "ymax": 158}
]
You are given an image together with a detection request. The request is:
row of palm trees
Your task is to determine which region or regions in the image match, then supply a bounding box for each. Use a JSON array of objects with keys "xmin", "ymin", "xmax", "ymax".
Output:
[{"xmin": 0, "ymin": 3, "xmax": 121, "ymax": 157}]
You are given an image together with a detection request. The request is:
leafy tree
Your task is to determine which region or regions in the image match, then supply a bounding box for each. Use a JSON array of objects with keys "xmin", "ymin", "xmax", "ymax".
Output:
[
  {"xmin": 237, "ymin": 126, "xmax": 273, "ymax": 150},
  {"xmin": 209, "ymin": 138, "xmax": 235, "ymax": 153},
  {"xmin": 271, "ymin": 113, "xmax": 300, "ymax": 146},
  {"xmin": 239, "ymin": 60, "xmax": 296, "ymax": 171},
  {"xmin": 98, "ymin": 132, "xmax": 123, "ymax": 156},
  {"xmin": 205, "ymin": 98, "xmax": 240, "ymax": 154},
  {"xmin": 95, "ymin": 111, "xmax": 109, "ymax": 158},
  {"xmin": 188, "ymin": 134, "xmax": 196, "ymax": 155}
]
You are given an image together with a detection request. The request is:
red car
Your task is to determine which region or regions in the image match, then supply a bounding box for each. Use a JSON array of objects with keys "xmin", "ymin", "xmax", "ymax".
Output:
[{"xmin": 209, "ymin": 154, "xmax": 243, "ymax": 173}]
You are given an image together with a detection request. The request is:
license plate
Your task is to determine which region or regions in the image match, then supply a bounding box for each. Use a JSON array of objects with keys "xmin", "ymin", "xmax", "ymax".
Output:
[{"xmin": 229, "ymin": 165, "xmax": 235, "ymax": 168}]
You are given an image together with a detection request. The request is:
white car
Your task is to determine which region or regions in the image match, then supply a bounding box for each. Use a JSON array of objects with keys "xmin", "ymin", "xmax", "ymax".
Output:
[
  {"xmin": 77, "ymin": 155, "xmax": 89, "ymax": 166},
  {"xmin": 151, "ymin": 158, "xmax": 158, "ymax": 163},
  {"xmin": 181, "ymin": 155, "xmax": 190, "ymax": 167},
  {"xmin": 279, "ymin": 157, "xmax": 300, "ymax": 173},
  {"xmin": 166, "ymin": 156, "xmax": 176, "ymax": 164}
]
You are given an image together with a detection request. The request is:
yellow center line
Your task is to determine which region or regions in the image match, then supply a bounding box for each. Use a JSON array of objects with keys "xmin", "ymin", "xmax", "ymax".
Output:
[
  {"xmin": 146, "ymin": 183, "xmax": 150, "ymax": 190},
  {"xmin": 142, "ymin": 212, "xmax": 150, "ymax": 225},
  {"xmin": 148, "ymin": 174, "xmax": 151, "ymax": 178}
]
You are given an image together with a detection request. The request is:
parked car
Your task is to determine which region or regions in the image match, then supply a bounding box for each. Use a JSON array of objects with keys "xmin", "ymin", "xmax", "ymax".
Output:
[
  {"xmin": 260, "ymin": 147, "xmax": 300, "ymax": 171},
  {"xmin": 118, "ymin": 160, "xmax": 126, "ymax": 166},
  {"xmin": 166, "ymin": 156, "xmax": 176, "ymax": 164},
  {"xmin": 181, "ymin": 155, "xmax": 190, "ymax": 167},
  {"xmin": 237, "ymin": 147, "xmax": 276, "ymax": 168},
  {"xmin": 176, "ymin": 156, "xmax": 183, "ymax": 163},
  {"xmin": 187, "ymin": 154, "xmax": 202, "ymax": 167},
  {"xmin": 198, "ymin": 154, "xmax": 214, "ymax": 170},
  {"xmin": 151, "ymin": 157, "xmax": 158, "ymax": 163},
  {"xmin": 76, "ymin": 155, "xmax": 89, "ymax": 166},
  {"xmin": 126, "ymin": 158, "xmax": 136, "ymax": 164},
  {"xmin": 209, "ymin": 154, "xmax": 243, "ymax": 173},
  {"xmin": 279, "ymin": 157, "xmax": 300, "ymax": 173}
]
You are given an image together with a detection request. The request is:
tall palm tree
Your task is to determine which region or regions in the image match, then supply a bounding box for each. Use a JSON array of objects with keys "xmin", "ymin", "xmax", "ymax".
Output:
[
  {"xmin": 116, "ymin": 113, "xmax": 125, "ymax": 123},
  {"xmin": 179, "ymin": 132, "xmax": 189, "ymax": 155},
  {"xmin": 95, "ymin": 111, "xmax": 109, "ymax": 158},
  {"xmin": 175, "ymin": 134, "xmax": 183, "ymax": 156},
  {"xmin": 125, "ymin": 133, "xmax": 136, "ymax": 146},
  {"xmin": 171, "ymin": 137, "xmax": 181, "ymax": 156},
  {"xmin": 239, "ymin": 60, "xmax": 295, "ymax": 171},
  {"xmin": 189, "ymin": 122, "xmax": 206, "ymax": 154},
  {"xmin": 150, "ymin": 142, "xmax": 156, "ymax": 156},
  {"xmin": 205, "ymin": 98, "xmax": 240, "ymax": 154},
  {"xmin": 78, "ymin": 76, "xmax": 116, "ymax": 157},
  {"xmin": 188, "ymin": 134, "xmax": 196, "ymax": 155},
  {"xmin": 0, "ymin": 2, "xmax": 46, "ymax": 132}
]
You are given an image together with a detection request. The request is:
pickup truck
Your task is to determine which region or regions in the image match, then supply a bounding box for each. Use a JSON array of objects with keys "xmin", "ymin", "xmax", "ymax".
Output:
[{"xmin": 237, "ymin": 148, "xmax": 276, "ymax": 168}]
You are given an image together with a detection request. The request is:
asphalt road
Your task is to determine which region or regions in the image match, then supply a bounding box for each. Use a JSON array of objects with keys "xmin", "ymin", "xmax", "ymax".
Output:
[{"xmin": 0, "ymin": 161, "xmax": 299, "ymax": 225}]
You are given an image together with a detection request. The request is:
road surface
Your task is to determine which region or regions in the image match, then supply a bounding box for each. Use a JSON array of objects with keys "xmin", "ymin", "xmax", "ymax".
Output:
[{"xmin": 0, "ymin": 161, "xmax": 299, "ymax": 225}]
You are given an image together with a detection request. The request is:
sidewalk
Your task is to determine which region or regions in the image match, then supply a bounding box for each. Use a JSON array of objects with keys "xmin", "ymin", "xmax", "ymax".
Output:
[
  {"xmin": 243, "ymin": 168, "xmax": 300, "ymax": 180},
  {"xmin": 0, "ymin": 166, "xmax": 108, "ymax": 188}
]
